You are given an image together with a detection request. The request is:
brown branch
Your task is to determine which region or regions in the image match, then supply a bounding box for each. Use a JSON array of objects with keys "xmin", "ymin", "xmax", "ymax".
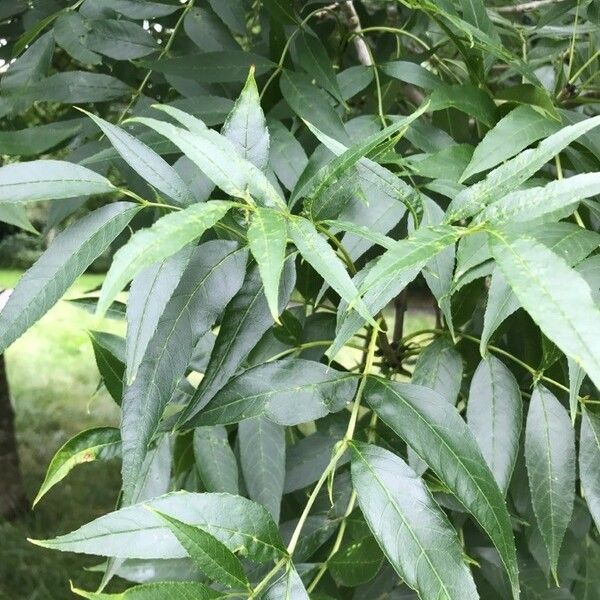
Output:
[
  {"xmin": 495, "ymin": 0, "xmax": 568, "ymax": 13},
  {"xmin": 340, "ymin": 1, "xmax": 373, "ymax": 66}
]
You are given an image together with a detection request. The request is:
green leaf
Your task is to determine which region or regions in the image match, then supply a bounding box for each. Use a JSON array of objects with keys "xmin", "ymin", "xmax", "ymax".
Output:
[
  {"xmin": 120, "ymin": 242, "xmax": 247, "ymax": 501},
  {"xmin": 54, "ymin": 12, "xmax": 103, "ymax": 65},
  {"xmin": 337, "ymin": 65, "xmax": 374, "ymax": 100},
  {"xmin": 262, "ymin": 0, "xmax": 298, "ymax": 24},
  {"xmin": 222, "ymin": 67, "xmax": 270, "ymax": 170},
  {"xmin": 525, "ymin": 386, "xmax": 576, "ymax": 579},
  {"xmin": 188, "ymin": 358, "xmax": 357, "ymax": 427},
  {"xmin": 280, "ymin": 70, "xmax": 350, "ymax": 145},
  {"xmin": 430, "ymin": 84, "xmax": 497, "ymax": 127},
  {"xmin": 71, "ymin": 581, "xmax": 222, "ymax": 600},
  {"xmin": 448, "ymin": 114, "xmax": 600, "ymax": 220},
  {"xmin": 27, "ymin": 72, "xmax": 132, "ymax": 103},
  {"xmin": 147, "ymin": 51, "xmax": 275, "ymax": 83},
  {"xmin": 580, "ymin": 409, "xmax": 600, "ymax": 532},
  {"xmin": 479, "ymin": 173, "xmax": 600, "ymax": 225},
  {"xmin": 86, "ymin": 19, "xmax": 159, "ymax": 60},
  {"xmin": 89, "ymin": 331, "xmax": 126, "ymax": 404},
  {"xmin": 34, "ymin": 427, "xmax": 121, "ymax": 507},
  {"xmin": 358, "ymin": 225, "xmax": 461, "ymax": 293},
  {"xmin": 0, "ymin": 204, "xmax": 37, "ymax": 233},
  {"xmin": 82, "ymin": 111, "xmax": 192, "ymax": 206},
  {"xmin": 184, "ymin": 6, "xmax": 238, "ymax": 52},
  {"xmin": 489, "ymin": 232, "xmax": 600, "ymax": 390},
  {"xmin": 268, "ymin": 120, "xmax": 308, "ymax": 192},
  {"xmin": 467, "ymin": 356, "xmax": 523, "ymax": 494},
  {"xmin": 329, "ymin": 537, "xmax": 384, "ymax": 587},
  {"xmin": 365, "ymin": 377, "xmax": 520, "ymax": 598},
  {"xmin": 380, "ymin": 60, "xmax": 443, "ymax": 90},
  {"xmin": 350, "ymin": 442, "xmax": 479, "ymax": 600},
  {"xmin": 303, "ymin": 126, "xmax": 419, "ymax": 244},
  {"xmin": 0, "ymin": 159, "xmax": 115, "ymax": 204},
  {"xmin": 461, "ymin": 106, "xmax": 559, "ymax": 181},
  {"xmin": 193, "ymin": 426, "xmax": 239, "ymax": 494},
  {"xmin": 289, "ymin": 216, "xmax": 375, "ymax": 325},
  {"xmin": 180, "ymin": 259, "xmax": 295, "ymax": 425},
  {"xmin": 31, "ymin": 491, "xmax": 286, "ymax": 563},
  {"xmin": 126, "ymin": 247, "xmax": 193, "ymax": 384},
  {"xmin": 99, "ymin": 0, "xmax": 180, "ymax": 19},
  {"xmin": 97, "ymin": 201, "xmax": 235, "ymax": 316},
  {"xmin": 260, "ymin": 565, "xmax": 309, "ymax": 599},
  {"xmin": 295, "ymin": 32, "xmax": 344, "ymax": 103},
  {"xmin": 0, "ymin": 202, "xmax": 139, "ymax": 353},
  {"xmin": 239, "ymin": 417, "xmax": 285, "ymax": 522},
  {"xmin": 150, "ymin": 510, "xmax": 249, "ymax": 590},
  {"xmin": 412, "ymin": 337, "xmax": 463, "ymax": 405},
  {"xmin": 248, "ymin": 208, "xmax": 288, "ymax": 321},
  {"xmin": 480, "ymin": 269, "xmax": 521, "ymax": 351},
  {"xmin": 495, "ymin": 84, "xmax": 559, "ymax": 121},
  {"xmin": 298, "ymin": 103, "xmax": 429, "ymax": 217},
  {"xmin": 132, "ymin": 109, "xmax": 285, "ymax": 209},
  {"xmin": 0, "ymin": 119, "xmax": 82, "ymax": 156}
]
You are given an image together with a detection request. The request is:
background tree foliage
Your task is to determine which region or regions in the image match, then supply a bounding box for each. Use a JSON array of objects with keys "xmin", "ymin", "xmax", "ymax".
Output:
[{"xmin": 0, "ymin": 0, "xmax": 599, "ymax": 598}]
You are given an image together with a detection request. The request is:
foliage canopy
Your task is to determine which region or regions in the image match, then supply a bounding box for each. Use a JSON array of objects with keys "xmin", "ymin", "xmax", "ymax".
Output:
[{"xmin": 1, "ymin": 0, "xmax": 600, "ymax": 598}]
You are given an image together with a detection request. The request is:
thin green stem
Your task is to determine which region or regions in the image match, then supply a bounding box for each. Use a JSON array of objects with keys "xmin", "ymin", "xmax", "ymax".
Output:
[
  {"xmin": 115, "ymin": 0, "xmax": 195, "ymax": 124},
  {"xmin": 248, "ymin": 557, "xmax": 288, "ymax": 598},
  {"xmin": 260, "ymin": 6, "xmax": 337, "ymax": 100},
  {"xmin": 569, "ymin": 49, "xmax": 600, "ymax": 84}
]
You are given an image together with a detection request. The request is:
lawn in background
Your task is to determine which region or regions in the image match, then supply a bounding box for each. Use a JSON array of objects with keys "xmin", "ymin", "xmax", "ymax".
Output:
[{"xmin": 0, "ymin": 270, "xmax": 125, "ymax": 600}]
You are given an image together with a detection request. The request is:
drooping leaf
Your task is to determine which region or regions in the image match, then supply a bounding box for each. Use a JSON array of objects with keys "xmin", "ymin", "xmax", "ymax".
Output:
[
  {"xmin": 525, "ymin": 386, "xmax": 576, "ymax": 579},
  {"xmin": 480, "ymin": 268, "xmax": 521, "ymax": 351},
  {"xmin": 260, "ymin": 565, "xmax": 310, "ymax": 599},
  {"xmin": 151, "ymin": 510, "xmax": 250, "ymax": 590},
  {"xmin": 31, "ymin": 492, "xmax": 286, "ymax": 563},
  {"xmin": 467, "ymin": 356, "xmax": 523, "ymax": 494},
  {"xmin": 86, "ymin": 19, "xmax": 159, "ymax": 60},
  {"xmin": 126, "ymin": 247, "xmax": 193, "ymax": 384},
  {"xmin": 99, "ymin": 0, "xmax": 180, "ymax": 19},
  {"xmin": 0, "ymin": 119, "xmax": 83, "ymax": 156},
  {"xmin": 579, "ymin": 409, "xmax": 600, "ymax": 531},
  {"xmin": 193, "ymin": 426, "xmax": 239, "ymax": 495},
  {"xmin": 366, "ymin": 377, "xmax": 520, "ymax": 598},
  {"xmin": 0, "ymin": 159, "xmax": 115, "ymax": 204},
  {"xmin": 97, "ymin": 201, "xmax": 235, "ymax": 316},
  {"xmin": 490, "ymin": 232, "xmax": 600, "ymax": 390},
  {"xmin": 268, "ymin": 120, "xmax": 308, "ymax": 192},
  {"xmin": 238, "ymin": 416, "xmax": 285, "ymax": 522},
  {"xmin": 381, "ymin": 60, "xmax": 443, "ymax": 90},
  {"xmin": 180, "ymin": 258, "xmax": 295, "ymax": 425},
  {"xmin": 412, "ymin": 337, "xmax": 463, "ymax": 405},
  {"xmin": 280, "ymin": 70, "xmax": 350, "ymax": 145},
  {"xmin": 350, "ymin": 442, "xmax": 479, "ymax": 600},
  {"xmin": 120, "ymin": 242, "xmax": 247, "ymax": 501},
  {"xmin": 71, "ymin": 581, "xmax": 222, "ymax": 600},
  {"xmin": 89, "ymin": 331, "xmax": 126, "ymax": 404},
  {"xmin": 83, "ymin": 111, "xmax": 192, "ymax": 206},
  {"xmin": 295, "ymin": 32, "xmax": 344, "ymax": 103},
  {"xmin": 147, "ymin": 51, "xmax": 274, "ymax": 83},
  {"xmin": 222, "ymin": 67, "xmax": 270, "ymax": 170},
  {"xmin": 184, "ymin": 7, "xmax": 238, "ymax": 52},
  {"xmin": 0, "ymin": 202, "xmax": 139, "ymax": 353},
  {"xmin": 430, "ymin": 84, "xmax": 497, "ymax": 127},
  {"xmin": 34, "ymin": 428, "xmax": 121, "ymax": 507},
  {"xmin": 188, "ymin": 359, "xmax": 357, "ymax": 427},
  {"xmin": 448, "ymin": 114, "xmax": 600, "ymax": 220}
]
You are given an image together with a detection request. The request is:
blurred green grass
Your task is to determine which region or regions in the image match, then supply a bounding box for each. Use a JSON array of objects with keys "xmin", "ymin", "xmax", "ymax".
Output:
[{"xmin": 0, "ymin": 270, "xmax": 125, "ymax": 600}]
